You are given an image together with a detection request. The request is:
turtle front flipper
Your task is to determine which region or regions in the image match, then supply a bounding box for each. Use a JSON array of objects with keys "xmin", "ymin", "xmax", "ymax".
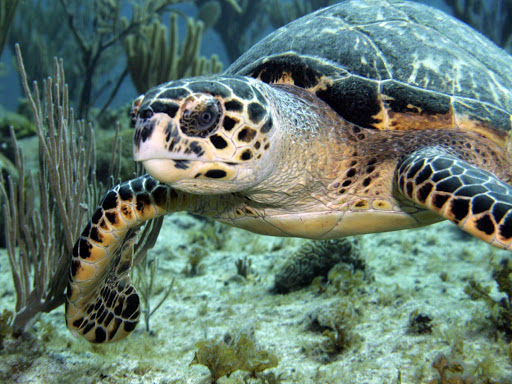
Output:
[
  {"xmin": 65, "ymin": 174, "xmax": 190, "ymax": 343},
  {"xmin": 396, "ymin": 147, "xmax": 512, "ymax": 250}
]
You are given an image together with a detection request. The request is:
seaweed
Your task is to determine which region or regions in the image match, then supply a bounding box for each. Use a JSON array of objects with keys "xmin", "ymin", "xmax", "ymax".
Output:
[
  {"xmin": 407, "ymin": 309, "xmax": 434, "ymax": 335},
  {"xmin": 427, "ymin": 355, "xmax": 476, "ymax": 384},
  {"xmin": 182, "ymin": 244, "xmax": 208, "ymax": 276},
  {"xmin": 464, "ymin": 258, "xmax": 512, "ymax": 341},
  {"xmin": 190, "ymin": 331, "xmax": 278, "ymax": 383},
  {"xmin": 303, "ymin": 300, "xmax": 361, "ymax": 363},
  {"xmin": 235, "ymin": 256, "xmax": 253, "ymax": 279}
]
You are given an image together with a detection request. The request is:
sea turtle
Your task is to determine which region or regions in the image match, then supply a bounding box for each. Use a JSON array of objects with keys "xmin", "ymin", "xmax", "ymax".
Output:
[{"xmin": 66, "ymin": 0, "xmax": 512, "ymax": 343}]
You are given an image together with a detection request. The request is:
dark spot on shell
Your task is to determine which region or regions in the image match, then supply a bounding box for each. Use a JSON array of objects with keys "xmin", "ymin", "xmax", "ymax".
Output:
[
  {"xmin": 499, "ymin": 214, "xmax": 512, "ymax": 239},
  {"xmin": 81, "ymin": 222, "xmax": 92, "ymax": 237},
  {"xmin": 240, "ymin": 150, "xmax": 253, "ymax": 161},
  {"xmin": 362, "ymin": 178, "xmax": 371, "ymax": 187},
  {"xmin": 432, "ymin": 158, "xmax": 454, "ymax": 171},
  {"xmin": 119, "ymin": 185, "xmax": 134, "ymax": 201},
  {"xmin": 261, "ymin": 117, "xmax": 273, "ymax": 133},
  {"xmin": 406, "ymin": 181, "xmax": 414, "ymax": 197},
  {"xmin": 436, "ymin": 177, "xmax": 462, "ymax": 193},
  {"xmin": 450, "ymin": 198, "xmax": 470, "ymax": 221},
  {"xmin": 159, "ymin": 87, "xmax": 190, "ymax": 99},
  {"xmin": 102, "ymin": 191, "xmax": 118, "ymax": 210},
  {"xmin": 248, "ymin": 102, "xmax": 266, "ymax": 124},
  {"xmin": 131, "ymin": 178, "xmax": 144, "ymax": 193},
  {"xmin": 188, "ymin": 81, "xmax": 231, "ymax": 98},
  {"xmin": 455, "ymin": 185, "xmax": 488, "ymax": 197},
  {"xmin": 492, "ymin": 203, "xmax": 511, "ymax": 223},
  {"xmin": 122, "ymin": 294, "xmax": 140, "ymax": 319},
  {"xmin": 224, "ymin": 99, "xmax": 243, "ymax": 112},
  {"xmin": 150, "ymin": 101, "xmax": 179, "ymax": 118},
  {"xmin": 415, "ymin": 166, "xmax": 433, "ymax": 185},
  {"xmin": 346, "ymin": 168, "xmax": 356, "ymax": 177},
  {"xmin": 223, "ymin": 116, "xmax": 237, "ymax": 131},
  {"xmin": 124, "ymin": 321, "xmax": 138, "ymax": 332},
  {"xmin": 82, "ymin": 321, "xmax": 95, "ymax": 336},
  {"xmin": 89, "ymin": 227, "xmax": 102, "ymax": 243},
  {"xmin": 431, "ymin": 169, "xmax": 451, "ymax": 182},
  {"xmin": 417, "ymin": 183, "xmax": 433, "ymax": 203},
  {"xmin": 238, "ymin": 127, "xmax": 257, "ymax": 142},
  {"xmin": 222, "ymin": 79, "xmax": 254, "ymax": 99},
  {"xmin": 406, "ymin": 160, "xmax": 424, "ymax": 179},
  {"xmin": 210, "ymin": 134, "xmax": 228, "ymax": 149},
  {"xmin": 476, "ymin": 214, "xmax": 495, "ymax": 235},
  {"xmin": 432, "ymin": 193, "xmax": 450, "ymax": 209},
  {"xmin": 105, "ymin": 212, "xmax": 118, "ymax": 226},
  {"xmin": 72, "ymin": 317, "xmax": 85, "ymax": 328},
  {"xmin": 136, "ymin": 192, "xmax": 151, "ymax": 213}
]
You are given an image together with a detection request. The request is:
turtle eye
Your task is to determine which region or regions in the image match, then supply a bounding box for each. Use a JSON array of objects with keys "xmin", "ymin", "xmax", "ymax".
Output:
[
  {"xmin": 196, "ymin": 102, "xmax": 220, "ymax": 131},
  {"xmin": 180, "ymin": 100, "xmax": 221, "ymax": 138}
]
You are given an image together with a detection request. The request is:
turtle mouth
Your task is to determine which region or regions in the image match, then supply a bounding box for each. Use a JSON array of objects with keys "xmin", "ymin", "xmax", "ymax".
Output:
[{"xmin": 141, "ymin": 158, "xmax": 235, "ymax": 185}]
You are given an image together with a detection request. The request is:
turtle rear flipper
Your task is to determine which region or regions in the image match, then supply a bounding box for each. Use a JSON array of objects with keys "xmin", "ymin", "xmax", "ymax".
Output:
[{"xmin": 396, "ymin": 147, "xmax": 512, "ymax": 250}]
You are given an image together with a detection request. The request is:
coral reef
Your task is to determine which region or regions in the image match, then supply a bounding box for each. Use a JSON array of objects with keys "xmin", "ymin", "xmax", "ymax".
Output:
[
  {"xmin": 10, "ymin": 0, "xmax": 196, "ymax": 118},
  {"xmin": 445, "ymin": 0, "xmax": 512, "ymax": 52},
  {"xmin": 273, "ymin": 238, "xmax": 362, "ymax": 293},
  {"xmin": 123, "ymin": 12, "xmax": 222, "ymax": 94},
  {"xmin": 0, "ymin": 0, "xmax": 20, "ymax": 57}
]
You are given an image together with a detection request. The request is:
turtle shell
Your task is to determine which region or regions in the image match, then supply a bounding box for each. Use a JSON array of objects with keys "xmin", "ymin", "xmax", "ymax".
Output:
[{"xmin": 226, "ymin": 0, "xmax": 512, "ymax": 144}]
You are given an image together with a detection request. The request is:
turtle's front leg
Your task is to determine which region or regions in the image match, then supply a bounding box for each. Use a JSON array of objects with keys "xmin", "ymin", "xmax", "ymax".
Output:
[
  {"xmin": 396, "ymin": 147, "xmax": 512, "ymax": 251},
  {"xmin": 65, "ymin": 175, "xmax": 191, "ymax": 343}
]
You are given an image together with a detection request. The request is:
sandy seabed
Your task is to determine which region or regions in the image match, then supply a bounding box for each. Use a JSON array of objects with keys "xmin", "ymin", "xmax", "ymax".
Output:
[{"xmin": 0, "ymin": 212, "xmax": 511, "ymax": 384}]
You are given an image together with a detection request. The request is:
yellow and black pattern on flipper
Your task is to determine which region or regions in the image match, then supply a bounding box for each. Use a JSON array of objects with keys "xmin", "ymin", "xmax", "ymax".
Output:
[
  {"xmin": 66, "ymin": 175, "xmax": 178, "ymax": 343},
  {"xmin": 396, "ymin": 148, "xmax": 512, "ymax": 250}
]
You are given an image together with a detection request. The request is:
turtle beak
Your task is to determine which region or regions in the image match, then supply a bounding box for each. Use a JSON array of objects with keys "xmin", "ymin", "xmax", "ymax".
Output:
[{"xmin": 133, "ymin": 113, "xmax": 174, "ymax": 162}]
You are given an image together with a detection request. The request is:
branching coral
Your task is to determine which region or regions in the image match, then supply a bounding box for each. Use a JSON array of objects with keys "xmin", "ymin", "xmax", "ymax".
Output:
[
  {"xmin": 0, "ymin": 46, "xmax": 97, "ymax": 333},
  {"xmin": 131, "ymin": 217, "xmax": 174, "ymax": 334},
  {"xmin": 124, "ymin": 12, "xmax": 222, "ymax": 94}
]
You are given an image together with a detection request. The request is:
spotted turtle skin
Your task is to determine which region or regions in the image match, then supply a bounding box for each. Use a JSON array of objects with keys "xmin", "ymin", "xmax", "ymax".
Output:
[{"xmin": 66, "ymin": 0, "xmax": 512, "ymax": 343}]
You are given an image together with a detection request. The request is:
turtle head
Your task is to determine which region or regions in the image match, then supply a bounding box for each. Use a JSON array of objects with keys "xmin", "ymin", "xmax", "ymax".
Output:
[{"xmin": 132, "ymin": 76, "xmax": 276, "ymax": 194}]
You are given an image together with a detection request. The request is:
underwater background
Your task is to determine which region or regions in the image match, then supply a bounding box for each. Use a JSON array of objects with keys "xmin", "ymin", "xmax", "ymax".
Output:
[{"xmin": 1, "ymin": 0, "xmax": 512, "ymax": 383}]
